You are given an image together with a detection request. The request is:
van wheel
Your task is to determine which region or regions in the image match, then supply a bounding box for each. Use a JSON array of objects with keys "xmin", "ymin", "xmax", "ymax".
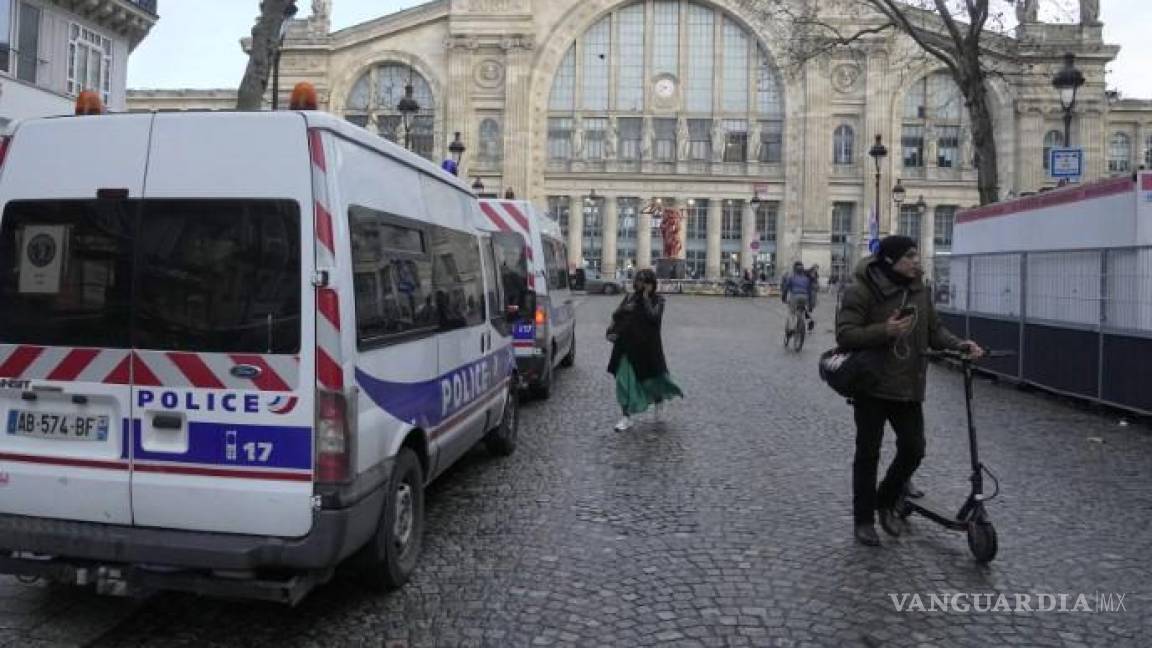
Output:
[
  {"xmin": 354, "ymin": 447, "xmax": 424, "ymax": 592},
  {"xmin": 531, "ymin": 351, "xmax": 553, "ymax": 400},
  {"xmin": 560, "ymin": 333, "xmax": 575, "ymax": 368},
  {"xmin": 485, "ymin": 384, "xmax": 519, "ymax": 456}
]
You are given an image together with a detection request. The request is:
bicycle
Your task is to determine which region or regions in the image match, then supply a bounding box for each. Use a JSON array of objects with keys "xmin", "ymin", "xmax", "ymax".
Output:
[{"xmin": 783, "ymin": 303, "xmax": 810, "ymax": 352}]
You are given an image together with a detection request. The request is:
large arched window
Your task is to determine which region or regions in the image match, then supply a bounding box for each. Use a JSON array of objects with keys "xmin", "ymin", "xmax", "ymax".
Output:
[
  {"xmin": 344, "ymin": 63, "xmax": 436, "ymax": 160},
  {"xmin": 1042, "ymin": 130, "xmax": 1063, "ymax": 171},
  {"xmin": 902, "ymin": 72, "xmax": 965, "ymax": 171},
  {"xmin": 547, "ymin": 1, "xmax": 785, "ymax": 169},
  {"xmin": 1109, "ymin": 132, "xmax": 1131, "ymax": 173},
  {"xmin": 833, "ymin": 125, "xmax": 855, "ymax": 165}
]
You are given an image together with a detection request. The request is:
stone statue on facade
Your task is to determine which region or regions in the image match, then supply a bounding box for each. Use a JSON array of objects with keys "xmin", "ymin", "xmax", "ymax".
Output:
[
  {"xmin": 748, "ymin": 121, "xmax": 763, "ymax": 162},
  {"xmin": 312, "ymin": 0, "xmax": 331, "ymax": 17},
  {"xmin": 641, "ymin": 116, "xmax": 655, "ymax": 160},
  {"xmin": 604, "ymin": 116, "xmax": 618, "ymax": 160},
  {"xmin": 960, "ymin": 129, "xmax": 973, "ymax": 169},
  {"xmin": 1080, "ymin": 0, "xmax": 1100, "ymax": 24},
  {"xmin": 924, "ymin": 126, "xmax": 938, "ymax": 167},
  {"xmin": 571, "ymin": 118, "xmax": 585, "ymax": 159},
  {"xmin": 711, "ymin": 120, "xmax": 726, "ymax": 163},
  {"xmin": 1015, "ymin": 0, "xmax": 1038, "ymax": 23},
  {"xmin": 677, "ymin": 117, "xmax": 691, "ymax": 161}
]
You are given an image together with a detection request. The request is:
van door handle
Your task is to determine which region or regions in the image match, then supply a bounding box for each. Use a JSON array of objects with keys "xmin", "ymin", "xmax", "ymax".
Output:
[{"xmin": 152, "ymin": 415, "xmax": 183, "ymax": 430}]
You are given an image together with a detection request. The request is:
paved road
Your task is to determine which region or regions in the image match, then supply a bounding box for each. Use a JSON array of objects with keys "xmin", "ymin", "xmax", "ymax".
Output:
[{"xmin": 4, "ymin": 295, "xmax": 1151, "ymax": 647}]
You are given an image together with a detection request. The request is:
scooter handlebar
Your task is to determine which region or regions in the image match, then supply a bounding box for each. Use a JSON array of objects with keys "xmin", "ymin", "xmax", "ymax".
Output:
[{"xmin": 925, "ymin": 349, "xmax": 1016, "ymax": 362}]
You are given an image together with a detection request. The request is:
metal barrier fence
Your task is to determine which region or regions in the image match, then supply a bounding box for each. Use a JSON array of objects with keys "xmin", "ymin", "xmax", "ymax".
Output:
[{"xmin": 932, "ymin": 248, "xmax": 1152, "ymax": 415}]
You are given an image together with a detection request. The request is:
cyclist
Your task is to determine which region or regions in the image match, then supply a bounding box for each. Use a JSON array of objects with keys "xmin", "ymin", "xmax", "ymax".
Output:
[{"xmin": 781, "ymin": 261, "xmax": 816, "ymax": 340}]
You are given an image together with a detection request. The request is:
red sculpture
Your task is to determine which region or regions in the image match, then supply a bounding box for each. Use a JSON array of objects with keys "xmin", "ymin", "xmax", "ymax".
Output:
[{"xmin": 660, "ymin": 207, "xmax": 683, "ymax": 259}]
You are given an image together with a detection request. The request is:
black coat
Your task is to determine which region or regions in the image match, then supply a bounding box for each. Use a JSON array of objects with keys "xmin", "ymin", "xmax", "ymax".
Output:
[
  {"xmin": 835, "ymin": 258, "xmax": 964, "ymax": 402},
  {"xmin": 607, "ymin": 293, "xmax": 669, "ymax": 381}
]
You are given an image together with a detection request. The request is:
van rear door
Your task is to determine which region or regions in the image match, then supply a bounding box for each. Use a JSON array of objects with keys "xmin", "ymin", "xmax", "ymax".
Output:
[
  {"xmin": 0, "ymin": 116, "xmax": 152, "ymax": 525},
  {"xmin": 130, "ymin": 113, "xmax": 315, "ymax": 537}
]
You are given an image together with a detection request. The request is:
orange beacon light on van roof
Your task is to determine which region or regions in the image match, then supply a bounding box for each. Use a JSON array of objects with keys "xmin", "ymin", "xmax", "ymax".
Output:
[
  {"xmin": 75, "ymin": 91, "xmax": 104, "ymax": 116},
  {"xmin": 289, "ymin": 82, "xmax": 318, "ymax": 111}
]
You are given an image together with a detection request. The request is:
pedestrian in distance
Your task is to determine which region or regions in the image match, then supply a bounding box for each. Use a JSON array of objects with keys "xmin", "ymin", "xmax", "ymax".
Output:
[
  {"xmin": 835, "ymin": 235, "xmax": 985, "ymax": 547},
  {"xmin": 606, "ymin": 269, "xmax": 684, "ymax": 432},
  {"xmin": 781, "ymin": 261, "xmax": 816, "ymax": 338}
]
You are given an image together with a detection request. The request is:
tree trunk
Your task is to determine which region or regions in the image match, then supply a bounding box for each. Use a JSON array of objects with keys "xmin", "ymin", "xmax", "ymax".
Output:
[
  {"xmin": 236, "ymin": 0, "xmax": 295, "ymax": 111},
  {"xmin": 958, "ymin": 63, "xmax": 1000, "ymax": 205}
]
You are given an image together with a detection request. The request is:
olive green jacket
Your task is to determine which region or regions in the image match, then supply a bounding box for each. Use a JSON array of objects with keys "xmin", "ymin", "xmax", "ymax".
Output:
[{"xmin": 835, "ymin": 258, "xmax": 965, "ymax": 402}]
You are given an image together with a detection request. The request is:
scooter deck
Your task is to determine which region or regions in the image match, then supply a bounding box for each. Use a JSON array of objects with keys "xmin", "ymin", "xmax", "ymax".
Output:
[{"xmin": 901, "ymin": 498, "xmax": 971, "ymax": 532}]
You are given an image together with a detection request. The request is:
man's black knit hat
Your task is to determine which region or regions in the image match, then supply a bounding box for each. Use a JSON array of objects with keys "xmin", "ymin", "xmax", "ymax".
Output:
[{"xmin": 877, "ymin": 235, "xmax": 918, "ymax": 266}]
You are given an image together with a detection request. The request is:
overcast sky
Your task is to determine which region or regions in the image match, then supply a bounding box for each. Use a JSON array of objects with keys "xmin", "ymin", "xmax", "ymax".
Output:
[{"xmin": 127, "ymin": 0, "xmax": 1152, "ymax": 99}]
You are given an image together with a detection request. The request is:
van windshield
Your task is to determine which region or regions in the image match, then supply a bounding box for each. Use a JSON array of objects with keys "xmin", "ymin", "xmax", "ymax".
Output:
[{"xmin": 0, "ymin": 199, "xmax": 301, "ymax": 354}]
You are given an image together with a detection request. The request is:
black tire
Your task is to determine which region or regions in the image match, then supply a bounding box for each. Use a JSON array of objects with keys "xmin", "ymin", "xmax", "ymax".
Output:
[
  {"xmin": 560, "ymin": 332, "xmax": 575, "ymax": 368},
  {"xmin": 792, "ymin": 324, "xmax": 806, "ymax": 352},
  {"xmin": 485, "ymin": 384, "xmax": 519, "ymax": 456},
  {"xmin": 530, "ymin": 350, "xmax": 553, "ymax": 400},
  {"xmin": 967, "ymin": 521, "xmax": 998, "ymax": 563},
  {"xmin": 353, "ymin": 447, "xmax": 425, "ymax": 592}
]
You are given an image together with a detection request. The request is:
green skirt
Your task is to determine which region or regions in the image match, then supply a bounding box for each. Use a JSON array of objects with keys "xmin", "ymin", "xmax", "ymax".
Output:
[{"xmin": 615, "ymin": 355, "xmax": 684, "ymax": 416}]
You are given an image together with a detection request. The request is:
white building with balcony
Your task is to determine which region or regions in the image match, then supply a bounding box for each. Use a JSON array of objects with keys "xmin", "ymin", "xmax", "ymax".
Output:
[{"xmin": 0, "ymin": 0, "xmax": 156, "ymax": 129}]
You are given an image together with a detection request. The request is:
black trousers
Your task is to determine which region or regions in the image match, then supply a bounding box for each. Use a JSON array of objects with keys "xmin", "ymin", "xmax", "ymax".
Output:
[{"xmin": 852, "ymin": 396, "xmax": 925, "ymax": 525}]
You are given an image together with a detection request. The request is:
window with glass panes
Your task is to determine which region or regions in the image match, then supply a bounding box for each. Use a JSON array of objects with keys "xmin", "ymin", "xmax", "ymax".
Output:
[
  {"xmin": 548, "ymin": 117, "xmax": 573, "ymax": 160},
  {"xmin": 548, "ymin": 196, "xmax": 571, "ymax": 239},
  {"xmin": 898, "ymin": 205, "xmax": 923, "ymax": 245},
  {"xmin": 755, "ymin": 202, "xmax": 778, "ymax": 244},
  {"xmin": 0, "ymin": 0, "xmax": 10, "ymax": 72},
  {"xmin": 830, "ymin": 203, "xmax": 855, "ymax": 282},
  {"xmin": 582, "ymin": 196, "xmax": 604, "ymax": 270},
  {"xmin": 686, "ymin": 199, "xmax": 708, "ymax": 278},
  {"xmin": 723, "ymin": 120, "xmax": 748, "ymax": 163},
  {"xmin": 584, "ymin": 117, "xmax": 607, "ymax": 160},
  {"xmin": 617, "ymin": 197, "xmax": 640, "ymax": 270},
  {"xmin": 833, "ymin": 125, "xmax": 854, "ymax": 165},
  {"xmin": 15, "ymin": 2, "xmax": 39, "ymax": 84},
  {"xmin": 341, "ymin": 63, "xmax": 436, "ymax": 160},
  {"xmin": 1109, "ymin": 132, "xmax": 1131, "ymax": 173},
  {"xmin": 68, "ymin": 24, "xmax": 113, "ymax": 104},
  {"xmin": 902, "ymin": 72, "xmax": 965, "ymax": 171},
  {"xmin": 618, "ymin": 117, "xmax": 643, "ymax": 161},
  {"xmin": 721, "ymin": 201, "xmax": 743, "ymax": 240},
  {"xmin": 1042, "ymin": 130, "xmax": 1063, "ymax": 171},
  {"xmin": 934, "ymin": 206, "xmax": 956, "ymax": 249},
  {"xmin": 545, "ymin": 0, "xmax": 786, "ymax": 169}
]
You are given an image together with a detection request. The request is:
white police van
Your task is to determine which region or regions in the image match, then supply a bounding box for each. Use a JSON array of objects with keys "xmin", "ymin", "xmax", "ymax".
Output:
[
  {"xmin": 0, "ymin": 93, "xmax": 530, "ymax": 603},
  {"xmin": 477, "ymin": 199, "xmax": 575, "ymax": 398}
]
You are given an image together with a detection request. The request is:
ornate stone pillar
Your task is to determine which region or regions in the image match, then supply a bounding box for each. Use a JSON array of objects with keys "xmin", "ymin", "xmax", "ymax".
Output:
[
  {"xmin": 602, "ymin": 195, "xmax": 620, "ymax": 278},
  {"xmin": 445, "ymin": 36, "xmax": 477, "ymax": 178},
  {"xmin": 864, "ymin": 46, "xmax": 894, "ymax": 235},
  {"xmin": 568, "ymin": 194, "xmax": 584, "ymax": 268},
  {"xmin": 636, "ymin": 204, "xmax": 652, "ymax": 269},
  {"xmin": 706, "ymin": 198, "xmax": 722, "ymax": 280},
  {"xmin": 801, "ymin": 58, "xmax": 833, "ymax": 248},
  {"xmin": 1016, "ymin": 107, "xmax": 1044, "ymax": 193},
  {"xmin": 501, "ymin": 35, "xmax": 535, "ymax": 200}
]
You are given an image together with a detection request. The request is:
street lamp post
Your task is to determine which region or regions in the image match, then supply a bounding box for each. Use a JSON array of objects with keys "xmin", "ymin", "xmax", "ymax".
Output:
[
  {"xmin": 271, "ymin": 1, "xmax": 299, "ymax": 111},
  {"xmin": 869, "ymin": 134, "xmax": 888, "ymax": 250},
  {"xmin": 1052, "ymin": 53, "xmax": 1085, "ymax": 148},
  {"xmin": 471, "ymin": 177, "xmax": 485, "ymax": 194},
  {"xmin": 443, "ymin": 132, "xmax": 465, "ymax": 176}
]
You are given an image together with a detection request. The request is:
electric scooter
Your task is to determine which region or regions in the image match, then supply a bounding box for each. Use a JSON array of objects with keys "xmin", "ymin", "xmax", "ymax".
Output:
[{"xmin": 896, "ymin": 349, "xmax": 1012, "ymax": 564}]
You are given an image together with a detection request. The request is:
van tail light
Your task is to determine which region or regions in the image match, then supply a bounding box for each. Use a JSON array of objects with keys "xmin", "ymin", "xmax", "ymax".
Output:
[
  {"xmin": 0, "ymin": 136, "xmax": 10, "ymax": 168},
  {"xmin": 535, "ymin": 307, "xmax": 547, "ymax": 326},
  {"xmin": 315, "ymin": 390, "xmax": 352, "ymax": 483}
]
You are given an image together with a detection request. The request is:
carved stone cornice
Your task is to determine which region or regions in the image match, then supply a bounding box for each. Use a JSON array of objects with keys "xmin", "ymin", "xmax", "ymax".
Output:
[
  {"xmin": 446, "ymin": 35, "xmax": 481, "ymax": 51},
  {"xmin": 500, "ymin": 34, "xmax": 535, "ymax": 52}
]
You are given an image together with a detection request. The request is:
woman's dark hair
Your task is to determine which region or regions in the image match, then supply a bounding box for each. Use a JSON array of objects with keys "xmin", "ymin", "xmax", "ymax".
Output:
[{"xmin": 633, "ymin": 268, "xmax": 658, "ymax": 289}]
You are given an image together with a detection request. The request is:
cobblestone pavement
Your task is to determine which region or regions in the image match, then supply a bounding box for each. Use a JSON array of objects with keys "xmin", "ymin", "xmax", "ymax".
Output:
[{"xmin": 4, "ymin": 295, "xmax": 1151, "ymax": 647}]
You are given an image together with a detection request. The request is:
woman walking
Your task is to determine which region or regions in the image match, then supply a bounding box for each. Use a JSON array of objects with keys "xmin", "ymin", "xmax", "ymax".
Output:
[{"xmin": 607, "ymin": 269, "xmax": 684, "ymax": 432}]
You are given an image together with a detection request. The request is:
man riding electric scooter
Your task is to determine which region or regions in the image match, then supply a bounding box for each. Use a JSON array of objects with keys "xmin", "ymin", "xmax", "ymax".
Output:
[{"xmin": 835, "ymin": 236, "xmax": 985, "ymax": 547}]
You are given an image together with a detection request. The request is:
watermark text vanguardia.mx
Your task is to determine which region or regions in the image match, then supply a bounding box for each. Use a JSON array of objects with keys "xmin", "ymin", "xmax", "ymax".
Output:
[{"xmin": 889, "ymin": 592, "xmax": 1129, "ymax": 613}]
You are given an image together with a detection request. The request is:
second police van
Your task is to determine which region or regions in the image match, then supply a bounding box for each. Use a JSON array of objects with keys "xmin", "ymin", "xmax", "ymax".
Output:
[
  {"xmin": 477, "ymin": 199, "xmax": 575, "ymax": 398},
  {"xmin": 0, "ymin": 89, "xmax": 533, "ymax": 603}
]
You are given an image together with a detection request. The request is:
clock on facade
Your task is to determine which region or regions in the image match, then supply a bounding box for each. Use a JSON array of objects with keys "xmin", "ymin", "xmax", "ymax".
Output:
[{"xmin": 654, "ymin": 77, "xmax": 677, "ymax": 99}]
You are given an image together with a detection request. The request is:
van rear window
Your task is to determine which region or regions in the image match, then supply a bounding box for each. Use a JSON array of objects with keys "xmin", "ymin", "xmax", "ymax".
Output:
[{"xmin": 0, "ymin": 199, "xmax": 301, "ymax": 354}]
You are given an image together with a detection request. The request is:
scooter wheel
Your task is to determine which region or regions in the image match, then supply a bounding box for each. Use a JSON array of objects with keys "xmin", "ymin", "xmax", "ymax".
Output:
[{"xmin": 967, "ymin": 521, "xmax": 998, "ymax": 563}]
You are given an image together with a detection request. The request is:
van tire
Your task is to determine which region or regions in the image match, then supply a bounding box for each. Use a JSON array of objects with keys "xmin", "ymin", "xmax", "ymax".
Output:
[
  {"xmin": 485, "ymin": 384, "xmax": 519, "ymax": 456},
  {"xmin": 560, "ymin": 332, "xmax": 575, "ymax": 368},
  {"xmin": 354, "ymin": 447, "xmax": 424, "ymax": 592},
  {"xmin": 531, "ymin": 351, "xmax": 553, "ymax": 400}
]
